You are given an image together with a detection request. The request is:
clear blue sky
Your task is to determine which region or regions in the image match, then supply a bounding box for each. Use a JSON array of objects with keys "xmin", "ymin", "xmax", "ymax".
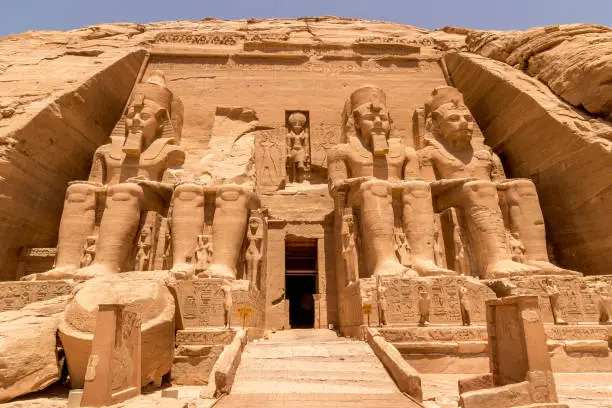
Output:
[{"xmin": 1, "ymin": 0, "xmax": 610, "ymax": 37}]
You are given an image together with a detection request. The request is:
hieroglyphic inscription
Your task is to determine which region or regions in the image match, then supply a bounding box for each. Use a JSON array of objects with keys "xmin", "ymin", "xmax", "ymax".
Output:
[
  {"xmin": 507, "ymin": 276, "xmax": 609, "ymax": 323},
  {"xmin": 0, "ymin": 281, "xmax": 74, "ymax": 311},
  {"xmin": 175, "ymin": 329, "xmax": 235, "ymax": 346},
  {"xmin": 381, "ymin": 276, "xmax": 495, "ymax": 325},
  {"xmin": 494, "ymin": 304, "xmax": 528, "ymax": 384},
  {"xmin": 155, "ymin": 32, "xmax": 238, "ymax": 46},
  {"xmin": 20, "ymin": 247, "xmax": 57, "ymax": 257},
  {"xmin": 176, "ymin": 279, "xmax": 265, "ymax": 328},
  {"xmin": 379, "ymin": 326, "xmax": 489, "ymax": 343}
]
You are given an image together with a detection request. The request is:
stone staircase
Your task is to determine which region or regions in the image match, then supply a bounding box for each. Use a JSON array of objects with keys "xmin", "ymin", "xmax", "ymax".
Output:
[{"xmin": 215, "ymin": 329, "xmax": 423, "ymax": 407}]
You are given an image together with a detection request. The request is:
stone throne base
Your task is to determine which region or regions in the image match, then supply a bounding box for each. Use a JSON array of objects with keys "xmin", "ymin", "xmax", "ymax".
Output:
[
  {"xmin": 175, "ymin": 278, "xmax": 265, "ymax": 330},
  {"xmin": 338, "ymin": 275, "xmax": 497, "ymax": 337}
]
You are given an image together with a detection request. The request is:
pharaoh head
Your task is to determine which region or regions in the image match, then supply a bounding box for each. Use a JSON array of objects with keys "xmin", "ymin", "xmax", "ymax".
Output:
[
  {"xmin": 288, "ymin": 112, "xmax": 307, "ymax": 134},
  {"xmin": 342, "ymin": 86, "xmax": 391, "ymax": 156},
  {"xmin": 427, "ymin": 86, "xmax": 475, "ymax": 146},
  {"xmin": 123, "ymin": 71, "xmax": 174, "ymax": 156}
]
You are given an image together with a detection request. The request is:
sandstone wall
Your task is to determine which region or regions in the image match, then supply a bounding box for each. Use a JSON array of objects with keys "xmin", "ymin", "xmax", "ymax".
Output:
[{"xmin": 444, "ymin": 52, "xmax": 612, "ymax": 275}]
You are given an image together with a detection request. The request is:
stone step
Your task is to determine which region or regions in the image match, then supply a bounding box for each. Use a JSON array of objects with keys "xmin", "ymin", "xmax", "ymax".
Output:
[{"xmin": 215, "ymin": 393, "xmax": 425, "ymax": 407}]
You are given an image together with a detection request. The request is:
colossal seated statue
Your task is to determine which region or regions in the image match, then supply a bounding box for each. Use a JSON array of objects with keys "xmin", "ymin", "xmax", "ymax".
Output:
[
  {"xmin": 418, "ymin": 86, "xmax": 581, "ymax": 279},
  {"xmin": 328, "ymin": 85, "xmax": 454, "ymax": 278},
  {"xmin": 25, "ymin": 71, "xmax": 185, "ymax": 281}
]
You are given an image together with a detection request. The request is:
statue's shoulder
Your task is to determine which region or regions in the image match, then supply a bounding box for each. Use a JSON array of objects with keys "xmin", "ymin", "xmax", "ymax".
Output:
[{"xmin": 328, "ymin": 142, "xmax": 351, "ymax": 160}]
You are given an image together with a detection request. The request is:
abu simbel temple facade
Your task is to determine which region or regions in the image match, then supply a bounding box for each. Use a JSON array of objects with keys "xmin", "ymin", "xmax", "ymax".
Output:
[{"xmin": 0, "ymin": 17, "xmax": 611, "ymax": 408}]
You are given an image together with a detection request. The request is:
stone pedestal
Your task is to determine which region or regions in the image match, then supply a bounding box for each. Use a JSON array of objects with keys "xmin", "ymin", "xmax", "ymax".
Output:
[
  {"xmin": 458, "ymin": 295, "xmax": 567, "ymax": 408},
  {"xmin": 80, "ymin": 304, "xmax": 141, "ymax": 407},
  {"xmin": 339, "ymin": 276, "xmax": 496, "ymax": 335},
  {"xmin": 172, "ymin": 328, "xmax": 236, "ymax": 386}
]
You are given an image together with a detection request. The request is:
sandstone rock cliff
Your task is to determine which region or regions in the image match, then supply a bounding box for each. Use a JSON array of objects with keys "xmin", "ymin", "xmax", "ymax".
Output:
[{"xmin": 465, "ymin": 24, "xmax": 612, "ymax": 121}]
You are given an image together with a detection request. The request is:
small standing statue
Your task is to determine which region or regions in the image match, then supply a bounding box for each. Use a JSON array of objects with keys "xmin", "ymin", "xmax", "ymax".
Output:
[
  {"xmin": 433, "ymin": 229, "xmax": 445, "ymax": 268},
  {"xmin": 596, "ymin": 285, "xmax": 612, "ymax": 325},
  {"xmin": 342, "ymin": 213, "xmax": 359, "ymax": 284},
  {"xmin": 509, "ymin": 232, "xmax": 526, "ymax": 264},
  {"xmin": 245, "ymin": 217, "xmax": 262, "ymax": 284},
  {"xmin": 135, "ymin": 228, "xmax": 152, "ymax": 271},
  {"xmin": 377, "ymin": 277, "xmax": 388, "ymax": 326},
  {"xmin": 452, "ymin": 225, "xmax": 467, "ymax": 276},
  {"xmin": 418, "ymin": 289, "xmax": 431, "ymax": 326},
  {"xmin": 194, "ymin": 235, "xmax": 213, "ymax": 275},
  {"xmin": 221, "ymin": 284, "xmax": 232, "ymax": 329},
  {"xmin": 79, "ymin": 236, "xmax": 97, "ymax": 268},
  {"xmin": 394, "ymin": 230, "xmax": 411, "ymax": 267},
  {"xmin": 459, "ymin": 286, "xmax": 472, "ymax": 326},
  {"xmin": 545, "ymin": 280, "xmax": 567, "ymax": 325},
  {"xmin": 286, "ymin": 112, "xmax": 310, "ymax": 184},
  {"xmin": 162, "ymin": 229, "xmax": 172, "ymax": 270}
]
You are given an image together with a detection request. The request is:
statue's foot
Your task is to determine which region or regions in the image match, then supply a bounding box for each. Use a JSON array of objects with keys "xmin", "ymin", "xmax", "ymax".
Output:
[
  {"xmin": 525, "ymin": 260, "xmax": 583, "ymax": 277},
  {"xmin": 21, "ymin": 265, "xmax": 77, "ymax": 281},
  {"xmin": 71, "ymin": 264, "xmax": 114, "ymax": 282},
  {"xmin": 171, "ymin": 263, "xmax": 195, "ymax": 280},
  {"xmin": 374, "ymin": 260, "xmax": 414, "ymax": 277},
  {"xmin": 413, "ymin": 259, "xmax": 457, "ymax": 277},
  {"xmin": 485, "ymin": 260, "xmax": 539, "ymax": 279},
  {"xmin": 554, "ymin": 319, "xmax": 569, "ymax": 325},
  {"xmin": 207, "ymin": 264, "xmax": 236, "ymax": 280}
]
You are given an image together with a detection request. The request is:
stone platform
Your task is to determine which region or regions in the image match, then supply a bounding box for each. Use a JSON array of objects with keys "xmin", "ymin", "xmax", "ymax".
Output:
[{"xmin": 379, "ymin": 323, "xmax": 612, "ymax": 374}]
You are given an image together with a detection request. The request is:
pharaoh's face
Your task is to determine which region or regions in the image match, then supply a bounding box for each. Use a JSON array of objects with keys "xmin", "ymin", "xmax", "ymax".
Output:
[
  {"xmin": 435, "ymin": 104, "xmax": 474, "ymax": 144},
  {"xmin": 354, "ymin": 104, "xmax": 390, "ymax": 144},
  {"xmin": 125, "ymin": 103, "xmax": 161, "ymax": 145},
  {"xmin": 290, "ymin": 121, "xmax": 304, "ymax": 134}
]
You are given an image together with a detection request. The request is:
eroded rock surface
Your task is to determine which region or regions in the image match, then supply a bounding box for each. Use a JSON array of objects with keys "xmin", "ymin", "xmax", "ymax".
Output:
[
  {"xmin": 466, "ymin": 24, "xmax": 612, "ymax": 120},
  {"xmin": 0, "ymin": 296, "xmax": 69, "ymax": 402}
]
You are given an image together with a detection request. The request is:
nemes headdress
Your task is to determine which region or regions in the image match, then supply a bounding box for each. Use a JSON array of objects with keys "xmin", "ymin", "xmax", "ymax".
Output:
[
  {"xmin": 341, "ymin": 85, "xmax": 389, "ymax": 143},
  {"xmin": 349, "ymin": 85, "xmax": 387, "ymax": 113},
  {"xmin": 425, "ymin": 86, "xmax": 466, "ymax": 117},
  {"xmin": 130, "ymin": 71, "xmax": 173, "ymax": 115}
]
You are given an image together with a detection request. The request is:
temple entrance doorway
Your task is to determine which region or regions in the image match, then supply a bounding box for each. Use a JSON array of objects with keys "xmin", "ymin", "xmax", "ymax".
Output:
[{"xmin": 285, "ymin": 239, "xmax": 318, "ymax": 328}]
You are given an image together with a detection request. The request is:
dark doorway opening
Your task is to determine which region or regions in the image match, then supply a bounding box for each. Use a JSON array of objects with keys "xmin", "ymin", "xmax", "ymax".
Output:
[{"xmin": 285, "ymin": 239, "xmax": 317, "ymax": 329}]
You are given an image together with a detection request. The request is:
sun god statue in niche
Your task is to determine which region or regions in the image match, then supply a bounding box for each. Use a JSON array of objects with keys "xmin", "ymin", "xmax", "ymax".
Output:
[
  {"xmin": 328, "ymin": 85, "xmax": 455, "ymax": 278},
  {"xmin": 25, "ymin": 71, "xmax": 185, "ymax": 281},
  {"xmin": 286, "ymin": 111, "xmax": 310, "ymax": 184},
  {"xmin": 418, "ymin": 86, "xmax": 582, "ymax": 279}
]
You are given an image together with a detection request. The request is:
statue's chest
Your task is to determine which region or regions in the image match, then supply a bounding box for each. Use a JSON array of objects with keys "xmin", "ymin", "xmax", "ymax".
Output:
[
  {"xmin": 434, "ymin": 149, "xmax": 491, "ymax": 180},
  {"xmin": 105, "ymin": 153, "xmax": 166, "ymax": 184},
  {"xmin": 346, "ymin": 144, "xmax": 404, "ymax": 179}
]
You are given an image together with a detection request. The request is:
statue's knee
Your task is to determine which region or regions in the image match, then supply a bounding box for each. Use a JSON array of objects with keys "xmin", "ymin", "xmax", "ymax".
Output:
[
  {"xmin": 360, "ymin": 179, "xmax": 391, "ymax": 198},
  {"xmin": 513, "ymin": 179, "xmax": 538, "ymax": 198},
  {"xmin": 217, "ymin": 184, "xmax": 249, "ymax": 205},
  {"xmin": 65, "ymin": 183, "xmax": 97, "ymax": 203},
  {"xmin": 107, "ymin": 183, "xmax": 143, "ymax": 202},
  {"xmin": 173, "ymin": 183, "xmax": 203, "ymax": 202}
]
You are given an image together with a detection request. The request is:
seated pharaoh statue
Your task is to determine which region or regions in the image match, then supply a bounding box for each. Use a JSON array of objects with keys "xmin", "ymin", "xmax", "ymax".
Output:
[
  {"xmin": 25, "ymin": 71, "xmax": 185, "ymax": 281},
  {"xmin": 328, "ymin": 85, "xmax": 455, "ymax": 278},
  {"xmin": 418, "ymin": 86, "xmax": 581, "ymax": 279}
]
